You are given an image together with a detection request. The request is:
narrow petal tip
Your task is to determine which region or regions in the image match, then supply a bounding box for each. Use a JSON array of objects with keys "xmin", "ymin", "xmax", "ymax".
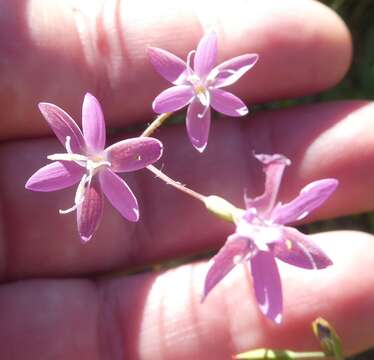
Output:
[
  {"xmin": 210, "ymin": 89, "xmax": 248, "ymax": 117},
  {"xmin": 151, "ymin": 98, "xmax": 160, "ymax": 114},
  {"xmin": 80, "ymin": 234, "xmax": 93, "ymax": 243},
  {"xmin": 200, "ymin": 288, "xmax": 210, "ymax": 304},
  {"xmin": 106, "ymin": 137, "xmax": 163, "ymax": 173},
  {"xmin": 194, "ymin": 31, "xmax": 218, "ymax": 77},
  {"xmin": 37, "ymin": 102, "xmax": 58, "ymax": 116},
  {"xmin": 152, "ymin": 85, "xmax": 194, "ymax": 114},
  {"xmin": 25, "ymin": 162, "xmax": 84, "ymax": 192},
  {"xmin": 238, "ymin": 105, "xmax": 249, "ymax": 116},
  {"xmin": 25, "ymin": 179, "xmax": 32, "ymax": 190},
  {"xmin": 200, "ymin": 294, "xmax": 206, "ymax": 304},
  {"xmin": 186, "ymin": 100, "xmax": 211, "ymax": 152},
  {"xmin": 194, "ymin": 142, "xmax": 207, "ymax": 153},
  {"xmin": 99, "ymin": 169, "xmax": 140, "ymax": 221},
  {"xmin": 254, "ymin": 153, "xmax": 291, "ymax": 166},
  {"xmin": 248, "ymin": 53, "xmax": 259, "ymax": 65},
  {"xmin": 274, "ymin": 313, "xmax": 283, "ymax": 324},
  {"xmin": 84, "ymin": 91, "xmax": 95, "ymax": 99},
  {"xmin": 37, "ymin": 102, "xmax": 48, "ymax": 111},
  {"xmin": 147, "ymin": 46, "xmax": 187, "ymax": 85},
  {"xmin": 128, "ymin": 207, "xmax": 140, "ymax": 222}
]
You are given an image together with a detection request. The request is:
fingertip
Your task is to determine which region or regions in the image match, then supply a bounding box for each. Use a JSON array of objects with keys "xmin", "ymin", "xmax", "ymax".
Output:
[{"xmin": 310, "ymin": 0, "xmax": 353, "ymax": 88}]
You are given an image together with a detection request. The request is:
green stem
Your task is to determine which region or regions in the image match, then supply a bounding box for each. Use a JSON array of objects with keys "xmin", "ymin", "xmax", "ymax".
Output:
[{"xmin": 141, "ymin": 112, "xmax": 172, "ymax": 137}]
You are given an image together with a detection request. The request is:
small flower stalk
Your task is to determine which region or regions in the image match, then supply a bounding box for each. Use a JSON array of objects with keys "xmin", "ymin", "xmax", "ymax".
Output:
[
  {"xmin": 26, "ymin": 93, "xmax": 163, "ymax": 242},
  {"xmin": 203, "ymin": 153, "xmax": 338, "ymax": 323},
  {"xmin": 148, "ymin": 31, "xmax": 258, "ymax": 151}
]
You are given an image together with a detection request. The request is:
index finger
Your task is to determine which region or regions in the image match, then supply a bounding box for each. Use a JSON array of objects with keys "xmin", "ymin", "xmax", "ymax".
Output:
[{"xmin": 0, "ymin": 0, "xmax": 351, "ymax": 139}]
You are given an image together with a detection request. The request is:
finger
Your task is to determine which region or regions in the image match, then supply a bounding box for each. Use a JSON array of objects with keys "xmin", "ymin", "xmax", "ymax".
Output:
[
  {"xmin": 0, "ymin": 100, "xmax": 373, "ymax": 279},
  {"xmin": 0, "ymin": 231, "xmax": 373, "ymax": 359},
  {"xmin": 0, "ymin": 0, "xmax": 351, "ymax": 139}
]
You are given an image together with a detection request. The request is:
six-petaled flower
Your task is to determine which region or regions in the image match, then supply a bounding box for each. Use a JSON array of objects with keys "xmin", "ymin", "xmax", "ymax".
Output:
[
  {"xmin": 148, "ymin": 31, "xmax": 258, "ymax": 152},
  {"xmin": 26, "ymin": 93, "xmax": 163, "ymax": 242},
  {"xmin": 203, "ymin": 153, "xmax": 338, "ymax": 323}
]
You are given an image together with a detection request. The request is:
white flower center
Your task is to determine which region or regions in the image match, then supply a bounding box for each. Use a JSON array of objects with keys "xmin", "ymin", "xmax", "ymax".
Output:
[
  {"xmin": 236, "ymin": 209, "xmax": 283, "ymax": 252},
  {"xmin": 47, "ymin": 136, "xmax": 111, "ymax": 214}
]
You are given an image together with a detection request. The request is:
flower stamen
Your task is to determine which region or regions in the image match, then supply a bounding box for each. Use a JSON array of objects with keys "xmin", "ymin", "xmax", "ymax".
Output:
[
  {"xmin": 59, "ymin": 173, "xmax": 90, "ymax": 214},
  {"xmin": 186, "ymin": 50, "xmax": 196, "ymax": 77},
  {"xmin": 197, "ymin": 90, "xmax": 210, "ymax": 118}
]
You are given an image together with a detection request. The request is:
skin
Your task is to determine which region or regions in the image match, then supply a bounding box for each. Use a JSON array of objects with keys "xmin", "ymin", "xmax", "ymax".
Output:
[{"xmin": 0, "ymin": 0, "xmax": 373, "ymax": 358}]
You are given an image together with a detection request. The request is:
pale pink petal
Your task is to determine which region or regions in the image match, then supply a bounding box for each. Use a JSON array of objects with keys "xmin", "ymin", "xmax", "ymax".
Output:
[
  {"xmin": 147, "ymin": 47, "xmax": 187, "ymax": 85},
  {"xmin": 99, "ymin": 168, "xmax": 139, "ymax": 222},
  {"xmin": 273, "ymin": 227, "xmax": 332, "ymax": 269},
  {"xmin": 25, "ymin": 161, "xmax": 84, "ymax": 192},
  {"xmin": 194, "ymin": 31, "xmax": 217, "ymax": 78},
  {"xmin": 271, "ymin": 179, "xmax": 338, "ymax": 225},
  {"xmin": 250, "ymin": 250, "xmax": 283, "ymax": 324},
  {"xmin": 106, "ymin": 138, "xmax": 163, "ymax": 173},
  {"xmin": 210, "ymin": 88, "xmax": 248, "ymax": 117},
  {"xmin": 245, "ymin": 154, "xmax": 291, "ymax": 216},
  {"xmin": 186, "ymin": 99, "xmax": 211, "ymax": 152},
  {"xmin": 212, "ymin": 54, "xmax": 259, "ymax": 88},
  {"xmin": 77, "ymin": 178, "xmax": 103, "ymax": 242},
  {"xmin": 82, "ymin": 93, "xmax": 106, "ymax": 152},
  {"xmin": 38, "ymin": 103, "xmax": 85, "ymax": 153},
  {"xmin": 152, "ymin": 85, "xmax": 194, "ymax": 113},
  {"xmin": 202, "ymin": 234, "xmax": 250, "ymax": 301}
]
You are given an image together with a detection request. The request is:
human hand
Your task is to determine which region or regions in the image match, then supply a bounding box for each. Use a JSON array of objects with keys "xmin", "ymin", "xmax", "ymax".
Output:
[{"xmin": 1, "ymin": 0, "xmax": 374, "ymax": 359}]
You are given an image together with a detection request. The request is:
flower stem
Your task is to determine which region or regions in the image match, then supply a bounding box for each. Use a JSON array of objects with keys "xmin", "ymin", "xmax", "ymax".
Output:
[
  {"xmin": 147, "ymin": 165, "xmax": 206, "ymax": 203},
  {"xmin": 141, "ymin": 112, "xmax": 172, "ymax": 137}
]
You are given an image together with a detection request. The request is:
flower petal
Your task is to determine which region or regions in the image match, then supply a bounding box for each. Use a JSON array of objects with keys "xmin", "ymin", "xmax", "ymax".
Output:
[
  {"xmin": 77, "ymin": 178, "xmax": 103, "ymax": 242},
  {"xmin": 147, "ymin": 47, "xmax": 187, "ymax": 85},
  {"xmin": 271, "ymin": 179, "xmax": 338, "ymax": 225},
  {"xmin": 186, "ymin": 99, "xmax": 211, "ymax": 152},
  {"xmin": 245, "ymin": 154, "xmax": 291, "ymax": 216},
  {"xmin": 194, "ymin": 31, "xmax": 217, "ymax": 78},
  {"xmin": 106, "ymin": 137, "xmax": 163, "ymax": 173},
  {"xmin": 38, "ymin": 103, "xmax": 85, "ymax": 153},
  {"xmin": 273, "ymin": 227, "xmax": 333, "ymax": 269},
  {"xmin": 82, "ymin": 93, "xmax": 106, "ymax": 152},
  {"xmin": 202, "ymin": 234, "xmax": 250, "ymax": 301},
  {"xmin": 210, "ymin": 88, "xmax": 248, "ymax": 117},
  {"xmin": 25, "ymin": 161, "xmax": 84, "ymax": 192},
  {"xmin": 250, "ymin": 250, "xmax": 283, "ymax": 324},
  {"xmin": 99, "ymin": 168, "xmax": 139, "ymax": 222},
  {"xmin": 152, "ymin": 85, "xmax": 194, "ymax": 113},
  {"xmin": 212, "ymin": 54, "xmax": 259, "ymax": 88}
]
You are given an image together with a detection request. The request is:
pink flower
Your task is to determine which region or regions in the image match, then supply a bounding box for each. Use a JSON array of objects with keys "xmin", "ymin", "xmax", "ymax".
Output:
[
  {"xmin": 203, "ymin": 154, "xmax": 337, "ymax": 323},
  {"xmin": 148, "ymin": 31, "xmax": 258, "ymax": 152},
  {"xmin": 26, "ymin": 93, "xmax": 163, "ymax": 242}
]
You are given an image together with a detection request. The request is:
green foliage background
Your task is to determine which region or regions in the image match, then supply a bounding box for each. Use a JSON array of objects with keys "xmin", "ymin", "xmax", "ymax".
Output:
[{"xmin": 322, "ymin": 0, "xmax": 374, "ymax": 101}]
